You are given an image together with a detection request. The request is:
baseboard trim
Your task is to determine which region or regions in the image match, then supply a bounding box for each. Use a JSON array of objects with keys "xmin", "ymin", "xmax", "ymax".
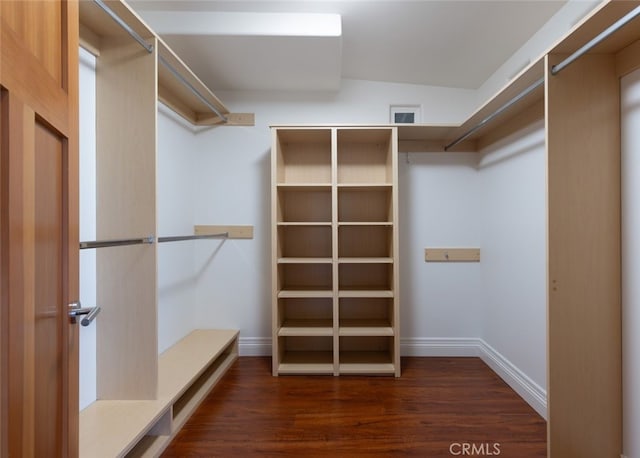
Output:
[
  {"xmin": 477, "ymin": 340, "xmax": 547, "ymax": 419},
  {"xmin": 242, "ymin": 336, "xmax": 547, "ymax": 418},
  {"xmin": 238, "ymin": 337, "xmax": 271, "ymax": 356},
  {"xmin": 400, "ymin": 337, "xmax": 482, "ymax": 357}
]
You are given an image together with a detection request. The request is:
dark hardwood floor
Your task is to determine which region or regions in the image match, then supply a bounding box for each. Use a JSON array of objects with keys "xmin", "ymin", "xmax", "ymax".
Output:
[{"xmin": 162, "ymin": 357, "xmax": 546, "ymax": 457}]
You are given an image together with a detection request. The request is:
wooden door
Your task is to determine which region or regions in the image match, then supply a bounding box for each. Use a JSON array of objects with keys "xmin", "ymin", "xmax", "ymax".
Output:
[{"xmin": 0, "ymin": 1, "xmax": 79, "ymax": 456}]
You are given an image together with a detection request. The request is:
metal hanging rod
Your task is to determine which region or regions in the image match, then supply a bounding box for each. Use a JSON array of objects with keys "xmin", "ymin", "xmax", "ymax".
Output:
[
  {"xmin": 80, "ymin": 236, "xmax": 154, "ymax": 250},
  {"xmin": 93, "ymin": 0, "xmax": 228, "ymax": 122},
  {"xmin": 551, "ymin": 5, "xmax": 640, "ymax": 75},
  {"xmin": 444, "ymin": 76, "xmax": 545, "ymax": 152},
  {"xmin": 158, "ymin": 55, "xmax": 229, "ymax": 123},
  {"xmin": 443, "ymin": 5, "xmax": 640, "ymax": 152},
  {"xmin": 93, "ymin": 0, "xmax": 154, "ymax": 54},
  {"xmin": 80, "ymin": 233, "xmax": 228, "ymax": 249},
  {"xmin": 158, "ymin": 232, "xmax": 229, "ymax": 243}
]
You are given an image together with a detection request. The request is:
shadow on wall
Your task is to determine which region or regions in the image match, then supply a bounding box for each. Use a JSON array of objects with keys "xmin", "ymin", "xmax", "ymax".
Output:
[{"xmin": 477, "ymin": 119, "xmax": 545, "ymax": 170}]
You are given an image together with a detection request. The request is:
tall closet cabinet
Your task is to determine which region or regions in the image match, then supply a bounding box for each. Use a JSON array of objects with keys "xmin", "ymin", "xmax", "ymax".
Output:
[
  {"xmin": 78, "ymin": 1, "xmax": 242, "ymax": 456},
  {"xmin": 271, "ymin": 127, "xmax": 400, "ymax": 376}
]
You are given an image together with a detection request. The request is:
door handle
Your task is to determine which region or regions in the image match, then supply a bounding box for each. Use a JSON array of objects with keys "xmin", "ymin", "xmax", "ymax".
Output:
[{"xmin": 68, "ymin": 301, "xmax": 101, "ymax": 326}]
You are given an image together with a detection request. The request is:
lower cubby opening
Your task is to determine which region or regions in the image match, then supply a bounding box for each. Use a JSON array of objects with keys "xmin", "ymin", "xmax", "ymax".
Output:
[
  {"xmin": 339, "ymin": 297, "xmax": 394, "ymax": 331},
  {"xmin": 171, "ymin": 347, "xmax": 235, "ymax": 427},
  {"xmin": 338, "ymin": 263, "xmax": 393, "ymax": 292},
  {"xmin": 277, "ymin": 187, "xmax": 332, "ymax": 223},
  {"xmin": 278, "ymin": 225, "xmax": 332, "ymax": 259},
  {"xmin": 278, "ymin": 335, "xmax": 334, "ymax": 374},
  {"xmin": 278, "ymin": 297, "xmax": 333, "ymax": 332},
  {"xmin": 339, "ymin": 336, "xmax": 395, "ymax": 375},
  {"xmin": 278, "ymin": 263, "xmax": 333, "ymax": 292},
  {"xmin": 337, "ymin": 186, "xmax": 393, "ymax": 222},
  {"xmin": 338, "ymin": 224, "xmax": 393, "ymax": 258}
]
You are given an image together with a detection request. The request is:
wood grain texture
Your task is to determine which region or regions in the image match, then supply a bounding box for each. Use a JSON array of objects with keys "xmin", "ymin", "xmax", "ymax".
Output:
[
  {"xmin": 80, "ymin": 330, "xmax": 238, "ymax": 457},
  {"xmin": 194, "ymin": 225, "xmax": 253, "ymax": 239},
  {"xmin": 424, "ymin": 248, "xmax": 481, "ymax": 262},
  {"xmin": 0, "ymin": 87, "xmax": 6, "ymax": 458},
  {"xmin": 272, "ymin": 127, "xmax": 399, "ymax": 376},
  {"xmin": 95, "ymin": 35, "xmax": 158, "ymax": 400},
  {"xmin": 1, "ymin": 1, "xmax": 79, "ymax": 453},
  {"xmin": 546, "ymin": 53, "xmax": 621, "ymax": 458},
  {"xmin": 162, "ymin": 357, "xmax": 546, "ymax": 457},
  {"xmin": 616, "ymin": 38, "xmax": 640, "ymax": 77}
]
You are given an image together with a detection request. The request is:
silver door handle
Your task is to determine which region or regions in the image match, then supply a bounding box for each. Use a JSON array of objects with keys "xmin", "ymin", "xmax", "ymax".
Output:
[{"xmin": 68, "ymin": 301, "xmax": 101, "ymax": 326}]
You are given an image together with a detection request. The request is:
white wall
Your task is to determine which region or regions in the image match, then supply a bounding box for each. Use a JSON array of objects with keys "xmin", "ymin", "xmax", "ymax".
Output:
[
  {"xmin": 79, "ymin": 48, "xmax": 97, "ymax": 410},
  {"xmin": 478, "ymin": 121, "xmax": 548, "ymax": 413},
  {"xmin": 191, "ymin": 79, "xmax": 480, "ymax": 353},
  {"xmin": 156, "ymin": 106, "xmax": 200, "ymax": 353},
  {"xmin": 399, "ymin": 152, "xmax": 483, "ymax": 345},
  {"xmin": 78, "ymin": 56, "xmax": 204, "ymax": 406},
  {"xmin": 621, "ymin": 67, "xmax": 640, "ymax": 458}
]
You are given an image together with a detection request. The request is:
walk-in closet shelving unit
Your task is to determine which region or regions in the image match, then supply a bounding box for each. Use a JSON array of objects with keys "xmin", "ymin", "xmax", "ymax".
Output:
[
  {"xmin": 395, "ymin": 2, "xmax": 640, "ymax": 456},
  {"xmin": 272, "ymin": 127, "xmax": 400, "ymax": 376},
  {"xmin": 78, "ymin": 1, "xmax": 248, "ymax": 456}
]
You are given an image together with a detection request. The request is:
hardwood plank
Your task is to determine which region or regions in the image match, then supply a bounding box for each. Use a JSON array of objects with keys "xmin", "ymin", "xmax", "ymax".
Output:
[{"xmin": 161, "ymin": 357, "xmax": 546, "ymax": 457}]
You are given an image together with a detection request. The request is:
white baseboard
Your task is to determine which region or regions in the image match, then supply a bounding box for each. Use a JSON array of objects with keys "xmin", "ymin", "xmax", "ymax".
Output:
[
  {"xmin": 241, "ymin": 336, "xmax": 547, "ymax": 418},
  {"xmin": 477, "ymin": 340, "xmax": 547, "ymax": 419},
  {"xmin": 238, "ymin": 337, "xmax": 271, "ymax": 356},
  {"xmin": 400, "ymin": 337, "xmax": 482, "ymax": 357}
]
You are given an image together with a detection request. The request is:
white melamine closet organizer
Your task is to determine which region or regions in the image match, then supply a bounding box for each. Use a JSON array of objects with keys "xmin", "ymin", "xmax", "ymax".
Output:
[
  {"xmin": 78, "ymin": 1, "xmax": 243, "ymax": 456},
  {"xmin": 271, "ymin": 126, "xmax": 400, "ymax": 376},
  {"xmin": 392, "ymin": 2, "xmax": 638, "ymax": 456}
]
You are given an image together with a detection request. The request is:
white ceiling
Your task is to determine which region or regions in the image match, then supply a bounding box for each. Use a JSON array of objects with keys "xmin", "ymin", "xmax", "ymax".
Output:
[{"xmin": 130, "ymin": 0, "xmax": 568, "ymax": 92}]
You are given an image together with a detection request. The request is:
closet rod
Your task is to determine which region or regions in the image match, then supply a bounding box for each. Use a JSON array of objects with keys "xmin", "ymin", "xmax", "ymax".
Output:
[
  {"xmin": 79, "ymin": 236, "xmax": 154, "ymax": 250},
  {"xmin": 158, "ymin": 55, "xmax": 229, "ymax": 123},
  {"xmin": 157, "ymin": 232, "xmax": 229, "ymax": 243},
  {"xmin": 550, "ymin": 5, "xmax": 640, "ymax": 75},
  {"xmin": 444, "ymin": 76, "xmax": 544, "ymax": 152},
  {"xmin": 93, "ymin": 0, "xmax": 154, "ymax": 54}
]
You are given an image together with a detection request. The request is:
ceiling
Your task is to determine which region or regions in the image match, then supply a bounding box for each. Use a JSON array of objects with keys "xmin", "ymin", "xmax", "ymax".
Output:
[{"xmin": 129, "ymin": 0, "xmax": 568, "ymax": 92}]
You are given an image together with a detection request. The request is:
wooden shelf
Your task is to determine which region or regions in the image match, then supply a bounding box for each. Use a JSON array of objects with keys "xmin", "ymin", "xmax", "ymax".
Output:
[
  {"xmin": 278, "ymin": 319, "xmax": 334, "ymax": 336},
  {"xmin": 79, "ymin": 400, "xmax": 168, "ymax": 458},
  {"xmin": 272, "ymin": 126, "xmax": 400, "ymax": 376},
  {"xmin": 278, "ymin": 289, "xmax": 334, "ymax": 299},
  {"xmin": 80, "ymin": 329, "xmax": 238, "ymax": 458},
  {"xmin": 79, "ymin": 0, "xmax": 236, "ymax": 127},
  {"xmin": 277, "ymin": 225, "xmax": 332, "ymax": 259},
  {"xmin": 278, "ymin": 257, "xmax": 333, "ymax": 264},
  {"xmin": 338, "ymin": 222, "xmax": 393, "ymax": 226},
  {"xmin": 339, "ymin": 362, "xmax": 397, "ymax": 375},
  {"xmin": 337, "ymin": 183, "xmax": 393, "ymax": 189},
  {"xmin": 338, "ymin": 257, "xmax": 393, "ymax": 264},
  {"xmin": 339, "ymin": 323, "xmax": 394, "ymax": 336},
  {"xmin": 279, "ymin": 350, "xmax": 334, "ymax": 374},
  {"xmin": 277, "ymin": 187, "xmax": 332, "ymax": 223},
  {"xmin": 276, "ymin": 183, "xmax": 332, "ymax": 190},
  {"xmin": 338, "ymin": 290, "xmax": 394, "ymax": 298}
]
